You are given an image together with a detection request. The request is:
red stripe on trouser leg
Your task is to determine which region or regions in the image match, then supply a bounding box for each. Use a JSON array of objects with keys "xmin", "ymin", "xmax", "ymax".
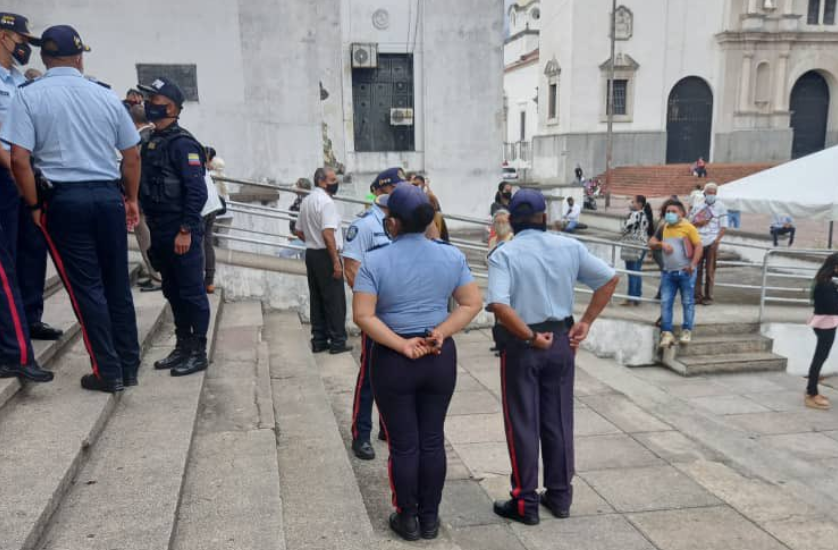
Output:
[
  {"xmin": 351, "ymin": 333, "xmax": 367, "ymax": 440},
  {"xmin": 40, "ymin": 214, "xmax": 100, "ymax": 377},
  {"xmin": 379, "ymin": 412, "xmax": 401, "ymax": 513},
  {"xmin": 500, "ymin": 352, "xmax": 525, "ymax": 513},
  {"xmin": 0, "ymin": 260, "xmax": 28, "ymax": 365}
]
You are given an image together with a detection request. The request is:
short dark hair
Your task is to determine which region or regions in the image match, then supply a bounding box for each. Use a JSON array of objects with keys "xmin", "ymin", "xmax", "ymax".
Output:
[
  {"xmin": 662, "ymin": 197, "xmax": 686, "ymax": 215},
  {"xmin": 205, "ymin": 146, "xmax": 217, "ymax": 162},
  {"xmin": 313, "ymin": 167, "xmax": 331, "ymax": 186},
  {"xmin": 393, "ymin": 204, "xmax": 436, "ymax": 234},
  {"xmin": 412, "ymin": 174, "xmax": 426, "ymax": 185}
]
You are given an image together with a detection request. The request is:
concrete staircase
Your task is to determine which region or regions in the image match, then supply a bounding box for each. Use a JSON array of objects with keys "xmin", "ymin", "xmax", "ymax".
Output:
[
  {"xmin": 661, "ymin": 322, "xmax": 787, "ymax": 376},
  {"xmin": 603, "ymin": 162, "xmax": 775, "ymax": 197}
]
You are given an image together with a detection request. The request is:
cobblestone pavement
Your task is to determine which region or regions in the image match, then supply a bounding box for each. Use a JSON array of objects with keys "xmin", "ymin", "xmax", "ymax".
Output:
[{"xmin": 319, "ymin": 329, "xmax": 838, "ymax": 550}]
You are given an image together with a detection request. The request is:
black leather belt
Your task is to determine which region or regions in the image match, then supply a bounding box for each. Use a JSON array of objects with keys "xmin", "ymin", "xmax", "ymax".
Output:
[{"xmin": 529, "ymin": 317, "xmax": 574, "ymax": 334}]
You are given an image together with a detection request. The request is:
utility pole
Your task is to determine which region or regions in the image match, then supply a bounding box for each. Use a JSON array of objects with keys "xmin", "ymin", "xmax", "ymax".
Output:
[{"xmin": 605, "ymin": 0, "xmax": 617, "ymax": 210}]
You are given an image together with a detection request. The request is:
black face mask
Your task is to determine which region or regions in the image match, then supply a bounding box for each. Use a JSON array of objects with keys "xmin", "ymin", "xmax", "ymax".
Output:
[
  {"xmin": 511, "ymin": 219, "xmax": 547, "ymax": 234},
  {"xmin": 12, "ymin": 41, "xmax": 31, "ymax": 66},
  {"xmin": 326, "ymin": 182, "xmax": 340, "ymax": 195},
  {"xmin": 383, "ymin": 217, "xmax": 392, "ymax": 239},
  {"xmin": 144, "ymin": 101, "xmax": 170, "ymax": 122},
  {"xmin": 501, "ymin": 191, "xmax": 513, "ymax": 201}
]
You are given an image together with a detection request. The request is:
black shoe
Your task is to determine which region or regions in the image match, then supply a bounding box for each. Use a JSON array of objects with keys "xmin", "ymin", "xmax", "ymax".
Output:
[
  {"xmin": 420, "ymin": 517, "xmax": 440, "ymax": 540},
  {"xmin": 81, "ymin": 373, "xmax": 124, "ymax": 393},
  {"xmin": 352, "ymin": 439, "xmax": 376, "ymax": 460},
  {"xmin": 329, "ymin": 344, "xmax": 353, "ymax": 355},
  {"xmin": 389, "ymin": 512, "xmax": 421, "ymax": 542},
  {"xmin": 172, "ymin": 339, "xmax": 209, "ymax": 377},
  {"xmin": 378, "ymin": 429, "xmax": 388, "ymax": 442},
  {"xmin": 1, "ymin": 362, "xmax": 54, "ymax": 383},
  {"xmin": 155, "ymin": 339, "xmax": 190, "ymax": 370},
  {"xmin": 312, "ymin": 343, "xmax": 330, "ymax": 354},
  {"xmin": 540, "ymin": 493, "xmax": 570, "ymax": 519},
  {"xmin": 493, "ymin": 499, "xmax": 539, "ymax": 526},
  {"xmin": 29, "ymin": 322, "xmax": 63, "ymax": 341}
]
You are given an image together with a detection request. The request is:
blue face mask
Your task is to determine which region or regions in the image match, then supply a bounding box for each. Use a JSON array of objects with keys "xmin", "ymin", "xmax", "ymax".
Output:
[
  {"xmin": 665, "ymin": 212, "xmax": 680, "ymax": 225},
  {"xmin": 705, "ymin": 195, "xmax": 717, "ymax": 205},
  {"xmin": 144, "ymin": 101, "xmax": 169, "ymax": 122}
]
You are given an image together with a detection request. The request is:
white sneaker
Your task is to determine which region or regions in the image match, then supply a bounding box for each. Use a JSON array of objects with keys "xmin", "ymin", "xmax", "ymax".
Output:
[
  {"xmin": 659, "ymin": 331, "xmax": 675, "ymax": 348},
  {"xmin": 680, "ymin": 330, "xmax": 692, "ymax": 344}
]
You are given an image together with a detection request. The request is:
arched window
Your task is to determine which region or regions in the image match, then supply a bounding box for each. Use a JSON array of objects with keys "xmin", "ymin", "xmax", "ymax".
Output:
[{"xmin": 755, "ymin": 62, "xmax": 771, "ymax": 105}]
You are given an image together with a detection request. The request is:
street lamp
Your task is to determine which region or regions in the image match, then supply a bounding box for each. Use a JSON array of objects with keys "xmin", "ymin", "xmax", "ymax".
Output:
[{"xmin": 605, "ymin": 0, "xmax": 616, "ymax": 210}]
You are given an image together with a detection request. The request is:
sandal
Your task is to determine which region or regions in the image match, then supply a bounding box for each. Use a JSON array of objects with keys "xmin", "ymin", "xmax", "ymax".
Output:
[{"xmin": 804, "ymin": 394, "xmax": 831, "ymax": 410}]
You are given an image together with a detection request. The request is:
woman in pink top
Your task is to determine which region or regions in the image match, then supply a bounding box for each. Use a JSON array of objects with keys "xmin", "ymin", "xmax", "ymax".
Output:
[{"xmin": 806, "ymin": 254, "xmax": 838, "ymax": 410}]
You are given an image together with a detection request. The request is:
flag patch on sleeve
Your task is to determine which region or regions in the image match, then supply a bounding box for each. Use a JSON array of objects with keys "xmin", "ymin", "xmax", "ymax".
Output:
[{"xmin": 187, "ymin": 153, "xmax": 202, "ymax": 166}]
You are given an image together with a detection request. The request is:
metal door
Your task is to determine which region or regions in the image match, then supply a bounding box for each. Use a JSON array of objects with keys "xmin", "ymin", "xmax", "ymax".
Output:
[
  {"xmin": 352, "ymin": 54, "xmax": 414, "ymax": 152},
  {"xmin": 666, "ymin": 77, "xmax": 714, "ymax": 164},
  {"xmin": 790, "ymin": 71, "xmax": 830, "ymax": 159}
]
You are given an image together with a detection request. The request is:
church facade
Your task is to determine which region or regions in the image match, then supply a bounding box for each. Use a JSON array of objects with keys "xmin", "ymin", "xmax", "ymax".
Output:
[{"xmin": 533, "ymin": 0, "xmax": 838, "ymax": 182}]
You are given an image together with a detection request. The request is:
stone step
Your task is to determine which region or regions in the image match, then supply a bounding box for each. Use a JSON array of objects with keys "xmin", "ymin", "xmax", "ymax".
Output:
[
  {"xmin": 36, "ymin": 294, "xmax": 223, "ymax": 550},
  {"xmin": 0, "ymin": 265, "xmax": 141, "ymax": 413},
  {"xmin": 690, "ymin": 322, "xmax": 762, "ymax": 337},
  {"xmin": 664, "ymin": 351, "xmax": 788, "ymax": 377},
  {"xmin": 171, "ymin": 302, "xmax": 285, "ymax": 550},
  {"xmin": 0, "ymin": 288, "xmax": 168, "ymax": 550},
  {"xmin": 265, "ymin": 312, "xmax": 375, "ymax": 550},
  {"xmin": 676, "ymin": 334, "xmax": 774, "ymax": 357}
]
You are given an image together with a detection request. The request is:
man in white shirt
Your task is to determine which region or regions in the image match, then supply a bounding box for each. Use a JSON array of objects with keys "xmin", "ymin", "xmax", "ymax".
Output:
[
  {"xmin": 688, "ymin": 182, "xmax": 728, "ymax": 305},
  {"xmin": 296, "ymin": 167, "xmax": 351, "ymax": 354},
  {"xmin": 561, "ymin": 197, "xmax": 582, "ymax": 232}
]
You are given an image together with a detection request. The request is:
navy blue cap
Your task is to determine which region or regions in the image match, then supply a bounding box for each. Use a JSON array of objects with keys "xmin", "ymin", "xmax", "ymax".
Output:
[
  {"xmin": 0, "ymin": 13, "xmax": 37, "ymax": 40},
  {"xmin": 508, "ymin": 189, "xmax": 547, "ymax": 219},
  {"xmin": 378, "ymin": 183, "xmax": 429, "ymax": 218},
  {"xmin": 33, "ymin": 25, "xmax": 91, "ymax": 56},
  {"xmin": 373, "ymin": 167, "xmax": 407, "ymax": 190},
  {"xmin": 138, "ymin": 76, "xmax": 186, "ymax": 107}
]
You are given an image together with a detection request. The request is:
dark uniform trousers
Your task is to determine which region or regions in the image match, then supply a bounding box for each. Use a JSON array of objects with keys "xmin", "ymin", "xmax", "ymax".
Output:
[
  {"xmin": 304, "ymin": 249, "xmax": 347, "ymax": 347},
  {"xmin": 147, "ymin": 218, "xmax": 210, "ymax": 341},
  {"xmin": 0, "ymin": 219, "xmax": 34, "ymax": 367},
  {"xmin": 0, "ymin": 169, "xmax": 19, "ymax": 255},
  {"xmin": 371, "ymin": 338, "xmax": 457, "ymax": 523},
  {"xmin": 352, "ymin": 332, "xmax": 385, "ymax": 443},
  {"xmin": 42, "ymin": 182, "xmax": 140, "ymax": 382},
  {"xmin": 501, "ymin": 327, "xmax": 575, "ymax": 518}
]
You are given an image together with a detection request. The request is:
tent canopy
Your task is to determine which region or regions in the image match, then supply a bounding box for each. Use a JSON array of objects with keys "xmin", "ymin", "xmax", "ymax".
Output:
[{"xmin": 718, "ymin": 145, "xmax": 838, "ymax": 221}]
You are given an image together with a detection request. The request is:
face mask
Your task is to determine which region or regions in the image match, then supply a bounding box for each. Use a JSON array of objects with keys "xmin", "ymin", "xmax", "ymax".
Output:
[
  {"xmin": 501, "ymin": 191, "xmax": 512, "ymax": 201},
  {"xmin": 383, "ymin": 217, "xmax": 395, "ymax": 239},
  {"xmin": 511, "ymin": 219, "xmax": 547, "ymax": 234},
  {"xmin": 144, "ymin": 101, "xmax": 170, "ymax": 122},
  {"xmin": 665, "ymin": 212, "xmax": 680, "ymax": 225},
  {"xmin": 705, "ymin": 195, "xmax": 717, "ymax": 205},
  {"xmin": 326, "ymin": 182, "xmax": 340, "ymax": 195},
  {"xmin": 11, "ymin": 40, "xmax": 31, "ymax": 65}
]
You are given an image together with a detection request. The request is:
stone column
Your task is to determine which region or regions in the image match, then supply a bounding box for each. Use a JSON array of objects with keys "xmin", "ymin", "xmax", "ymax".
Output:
[
  {"xmin": 774, "ymin": 53, "xmax": 790, "ymax": 110},
  {"xmin": 782, "ymin": 0, "xmax": 794, "ymax": 15},
  {"xmin": 748, "ymin": 0, "xmax": 759, "ymax": 13},
  {"xmin": 739, "ymin": 53, "xmax": 754, "ymax": 111}
]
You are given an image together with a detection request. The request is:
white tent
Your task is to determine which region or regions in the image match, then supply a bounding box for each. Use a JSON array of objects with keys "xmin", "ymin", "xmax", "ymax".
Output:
[{"xmin": 718, "ymin": 145, "xmax": 838, "ymax": 221}]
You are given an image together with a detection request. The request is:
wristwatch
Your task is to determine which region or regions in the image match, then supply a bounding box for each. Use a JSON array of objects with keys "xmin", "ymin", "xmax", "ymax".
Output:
[
  {"xmin": 179, "ymin": 226, "xmax": 191, "ymax": 235},
  {"xmin": 27, "ymin": 202, "xmax": 41, "ymax": 211},
  {"xmin": 523, "ymin": 331, "xmax": 535, "ymax": 347}
]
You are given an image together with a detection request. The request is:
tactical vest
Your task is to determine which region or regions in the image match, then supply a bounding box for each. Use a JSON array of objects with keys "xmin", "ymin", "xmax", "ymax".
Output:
[{"xmin": 139, "ymin": 126, "xmax": 204, "ymax": 215}]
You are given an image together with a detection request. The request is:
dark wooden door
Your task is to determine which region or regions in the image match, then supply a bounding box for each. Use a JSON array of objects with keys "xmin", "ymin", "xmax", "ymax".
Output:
[
  {"xmin": 666, "ymin": 77, "xmax": 714, "ymax": 164},
  {"xmin": 352, "ymin": 54, "xmax": 414, "ymax": 152},
  {"xmin": 790, "ymin": 71, "xmax": 830, "ymax": 159}
]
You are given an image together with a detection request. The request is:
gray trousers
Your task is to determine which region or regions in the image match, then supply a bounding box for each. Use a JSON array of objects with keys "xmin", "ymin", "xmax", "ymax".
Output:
[{"xmin": 134, "ymin": 212, "xmax": 161, "ymax": 283}]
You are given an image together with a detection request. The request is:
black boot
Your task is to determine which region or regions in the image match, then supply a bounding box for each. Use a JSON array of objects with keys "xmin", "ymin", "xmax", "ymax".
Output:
[
  {"xmin": 122, "ymin": 364, "xmax": 140, "ymax": 387},
  {"xmin": 389, "ymin": 512, "xmax": 420, "ymax": 542},
  {"xmin": 0, "ymin": 362, "xmax": 54, "ymax": 383},
  {"xmin": 352, "ymin": 439, "xmax": 375, "ymax": 460},
  {"xmin": 81, "ymin": 373, "xmax": 124, "ymax": 393},
  {"xmin": 493, "ymin": 499, "xmax": 539, "ymax": 526},
  {"xmin": 29, "ymin": 322, "xmax": 64, "ymax": 341},
  {"xmin": 420, "ymin": 516, "xmax": 440, "ymax": 540},
  {"xmin": 155, "ymin": 337, "xmax": 191, "ymax": 370},
  {"xmin": 172, "ymin": 337, "xmax": 209, "ymax": 377}
]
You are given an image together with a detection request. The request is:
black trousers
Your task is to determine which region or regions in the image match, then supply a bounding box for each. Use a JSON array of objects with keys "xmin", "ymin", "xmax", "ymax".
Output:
[
  {"xmin": 304, "ymin": 249, "xmax": 347, "ymax": 347},
  {"xmin": 42, "ymin": 182, "xmax": 140, "ymax": 382},
  {"xmin": 371, "ymin": 338, "xmax": 457, "ymax": 522},
  {"xmin": 771, "ymin": 227, "xmax": 796, "ymax": 246},
  {"xmin": 17, "ymin": 199, "xmax": 48, "ymax": 325},
  {"xmin": 501, "ymin": 330, "xmax": 575, "ymax": 518},
  {"xmin": 809, "ymin": 328, "xmax": 835, "ymax": 396},
  {"xmin": 203, "ymin": 213, "xmax": 216, "ymax": 286},
  {"xmin": 352, "ymin": 332, "xmax": 383, "ymax": 443},
  {"xmin": 0, "ymin": 219, "xmax": 34, "ymax": 367}
]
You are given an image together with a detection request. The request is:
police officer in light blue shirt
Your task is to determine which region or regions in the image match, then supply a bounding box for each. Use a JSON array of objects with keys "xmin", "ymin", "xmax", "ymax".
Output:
[
  {"xmin": 486, "ymin": 189, "xmax": 618, "ymax": 526},
  {"xmin": 352, "ymin": 184, "xmax": 482, "ymax": 541},
  {"xmin": 2, "ymin": 25, "xmax": 142, "ymax": 394},
  {"xmin": 342, "ymin": 168, "xmax": 400, "ymax": 461}
]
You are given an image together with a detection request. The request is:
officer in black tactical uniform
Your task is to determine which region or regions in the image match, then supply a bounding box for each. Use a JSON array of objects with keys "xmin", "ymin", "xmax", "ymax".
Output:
[{"xmin": 138, "ymin": 77, "xmax": 210, "ymax": 377}]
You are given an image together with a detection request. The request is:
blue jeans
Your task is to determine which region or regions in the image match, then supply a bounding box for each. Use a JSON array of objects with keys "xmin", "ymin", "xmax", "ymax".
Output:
[
  {"xmin": 624, "ymin": 251, "xmax": 647, "ymax": 300},
  {"xmin": 565, "ymin": 220, "xmax": 578, "ymax": 232},
  {"xmin": 660, "ymin": 270, "xmax": 697, "ymax": 332},
  {"xmin": 728, "ymin": 210, "xmax": 741, "ymax": 229}
]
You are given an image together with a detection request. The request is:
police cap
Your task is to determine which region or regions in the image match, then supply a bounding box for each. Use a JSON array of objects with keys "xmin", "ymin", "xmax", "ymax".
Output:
[
  {"xmin": 0, "ymin": 13, "xmax": 38, "ymax": 40},
  {"xmin": 508, "ymin": 189, "xmax": 547, "ymax": 219},
  {"xmin": 373, "ymin": 167, "xmax": 407, "ymax": 190},
  {"xmin": 138, "ymin": 76, "xmax": 186, "ymax": 107},
  {"xmin": 33, "ymin": 25, "xmax": 91, "ymax": 56}
]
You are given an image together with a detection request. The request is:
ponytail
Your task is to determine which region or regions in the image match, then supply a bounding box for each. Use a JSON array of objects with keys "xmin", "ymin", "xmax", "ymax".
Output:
[{"xmin": 635, "ymin": 195, "xmax": 655, "ymax": 237}]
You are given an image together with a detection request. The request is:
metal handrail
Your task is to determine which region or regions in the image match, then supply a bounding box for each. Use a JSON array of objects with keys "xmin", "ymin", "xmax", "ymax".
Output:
[{"xmin": 758, "ymin": 248, "xmax": 833, "ymax": 322}]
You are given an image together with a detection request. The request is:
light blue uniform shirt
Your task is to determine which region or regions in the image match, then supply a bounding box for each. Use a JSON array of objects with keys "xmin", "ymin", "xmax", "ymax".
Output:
[
  {"xmin": 0, "ymin": 67, "xmax": 139, "ymax": 182},
  {"xmin": 342, "ymin": 204, "xmax": 390, "ymax": 263},
  {"xmin": 354, "ymin": 233, "xmax": 474, "ymax": 335},
  {"xmin": 0, "ymin": 64, "xmax": 25, "ymax": 152},
  {"xmin": 487, "ymin": 230, "xmax": 616, "ymax": 324}
]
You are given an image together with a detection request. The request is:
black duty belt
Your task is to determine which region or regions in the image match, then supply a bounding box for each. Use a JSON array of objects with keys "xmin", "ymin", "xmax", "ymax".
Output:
[{"xmin": 529, "ymin": 317, "xmax": 575, "ymax": 334}]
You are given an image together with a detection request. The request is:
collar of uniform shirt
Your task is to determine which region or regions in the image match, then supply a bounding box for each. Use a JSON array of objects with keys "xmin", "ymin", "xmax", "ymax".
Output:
[
  {"xmin": 0, "ymin": 64, "xmax": 16, "ymax": 81},
  {"xmin": 44, "ymin": 66, "xmax": 83, "ymax": 79}
]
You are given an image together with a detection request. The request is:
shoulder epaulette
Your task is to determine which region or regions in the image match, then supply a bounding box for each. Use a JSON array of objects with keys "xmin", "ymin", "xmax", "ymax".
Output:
[
  {"xmin": 368, "ymin": 242, "xmax": 391, "ymax": 253},
  {"xmin": 434, "ymin": 239, "xmax": 454, "ymax": 246},
  {"xmin": 18, "ymin": 79, "xmax": 37, "ymax": 89},
  {"xmin": 487, "ymin": 240, "xmax": 506, "ymax": 259},
  {"xmin": 85, "ymin": 76, "xmax": 111, "ymax": 89}
]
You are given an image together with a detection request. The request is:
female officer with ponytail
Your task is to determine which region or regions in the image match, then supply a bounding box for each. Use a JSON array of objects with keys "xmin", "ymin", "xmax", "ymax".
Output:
[{"xmin": 353, "ymin": 184, "xmax": 482, "ymax": 541}]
